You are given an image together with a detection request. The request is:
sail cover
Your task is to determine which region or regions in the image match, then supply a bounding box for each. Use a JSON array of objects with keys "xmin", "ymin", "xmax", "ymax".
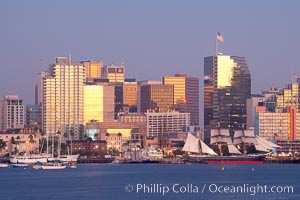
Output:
[
  {"xmin": 200, "ymin": 140, "xmax": 217, "ymax": 155},
  {"xmin": 182, "ymin": 133, "xmax": 200, "ymax": 153},
  {"xmin": 228, "ymin": 144, "xmax": 242, "ymax": 154}
]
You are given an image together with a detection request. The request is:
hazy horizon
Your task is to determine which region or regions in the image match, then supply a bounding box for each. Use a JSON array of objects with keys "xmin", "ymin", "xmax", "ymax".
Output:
[{"xmin": 1, "ymin": 0, "xmax": 300, "ymax": 105}]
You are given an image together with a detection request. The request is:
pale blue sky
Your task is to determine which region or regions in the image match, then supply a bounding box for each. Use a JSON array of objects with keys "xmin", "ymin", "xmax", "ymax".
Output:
[{"xmin": 1, "ymin": 0, "xmax": 300, "ymax": 104}]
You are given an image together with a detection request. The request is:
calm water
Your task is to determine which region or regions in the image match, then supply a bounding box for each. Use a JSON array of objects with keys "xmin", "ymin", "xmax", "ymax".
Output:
[{"xmin": 0, "ymin": 164, "xmax": 299, "ymax": 200}]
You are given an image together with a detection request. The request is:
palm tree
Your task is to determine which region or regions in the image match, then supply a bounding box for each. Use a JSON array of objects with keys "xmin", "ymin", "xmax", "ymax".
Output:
[
  {"xmin": 28, "ymin": 134, "xmax": 35, "ymax": 144},
  {"xmin": 0, "ymin": 139, "xmax": 7, "ymax": 152},
  {"xmin": 16, "ymin": 136, "xmax": 21, "ymax": 154},
  {"xmin": 70, "ymin": 130, "xmax": 74, "ymax": 155}
]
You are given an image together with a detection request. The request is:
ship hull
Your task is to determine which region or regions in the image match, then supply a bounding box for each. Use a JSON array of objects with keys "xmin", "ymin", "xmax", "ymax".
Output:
[{"xmin": 202, "ymin": 155, "xmax": 265, "ymax": 165}]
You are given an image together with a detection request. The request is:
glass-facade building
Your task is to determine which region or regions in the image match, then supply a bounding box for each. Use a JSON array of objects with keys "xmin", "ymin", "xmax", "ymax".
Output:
[
  {"xmin": 84, "ymin": 85, "xmax": 115, "ymax": 124},
  {"xmin": 204, "ymin": 55, "xmax": 251, "ymax": 138},
  {"xmin": 140, "ymin": 84, "xmax": 174, "ymax": 113},
  {"xmin": 163, "ymin": 74, "xmax": 199, "ymax": 125},
  {"xmin": 123, "ymin": 82, "xmax": 138, "ymax": 113}
]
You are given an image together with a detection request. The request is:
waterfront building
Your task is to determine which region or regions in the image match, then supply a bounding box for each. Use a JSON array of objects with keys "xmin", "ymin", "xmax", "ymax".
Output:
[
  {"xmin": 105, "ymin": 133, "xmax": 122, "ymax": 152},
  {"xmin": 146, "ymin": 111, "xmax": 190, "ymax": 139},
  {"xmin": 42, "ymin": 57, "xmax": 84, "ymax": 139},
  {"xmin": 0, "ymin": 128, "xmax": 40, "ymax": 154},
  {"xmin": 0, "ymin": 95, "xmax": 25, "ymax": 130},
  {"xmin": 140, "ymin": 81, "xmax": 174, "ymax": 113},
  {"xmin": 204, "ymin": 55, "xmax": 251, "ymax": 139},
  {"xmin": 163, "ymin": 74, "xmax": 199, "ymax": 125},
  {"xmin": 256, "ymin": 106, "xmax": 300, "ymax": 141},
  {"xmin": 72, "ymin": 138, "xmax": 107, "ymax": 154},
  {"xmin": 26, "ymin": 104, "xmax": 42, "ymax": 130},
  {"xmin": 84, "ymin": 85, "xmax": 114, "ymax": 124},
  {"xmin": 102, "ymin": 64, "xmax": 125, "ymax": 83}
]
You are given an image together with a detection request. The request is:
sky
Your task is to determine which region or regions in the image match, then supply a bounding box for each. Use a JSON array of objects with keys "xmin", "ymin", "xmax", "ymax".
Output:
[{"xmin": 1, "ymin": 0, "xmax": 300, "ymax": 105}]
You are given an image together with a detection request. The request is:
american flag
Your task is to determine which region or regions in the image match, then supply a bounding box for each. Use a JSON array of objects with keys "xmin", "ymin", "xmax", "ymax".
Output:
[{"xmin": 217, "ymin": 32, "xmax": 224, "ymax": 42}]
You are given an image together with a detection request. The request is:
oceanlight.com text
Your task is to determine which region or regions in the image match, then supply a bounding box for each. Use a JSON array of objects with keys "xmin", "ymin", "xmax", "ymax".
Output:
[{"xmin": 124, "ymin": 183, "xmax": 294, "ymax": 196}]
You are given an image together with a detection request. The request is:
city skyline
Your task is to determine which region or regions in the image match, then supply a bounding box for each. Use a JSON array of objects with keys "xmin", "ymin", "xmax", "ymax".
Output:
[{"xmin": 1, "ymin": 1, "xmax": 300, "ymax": 106}]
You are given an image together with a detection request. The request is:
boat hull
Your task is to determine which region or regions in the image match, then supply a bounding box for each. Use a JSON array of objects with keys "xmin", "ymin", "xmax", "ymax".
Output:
[
  {"xmin": 202, "ymin": 155, "xmax": 265, "ymax": 165},
  {"xmin": 9, "ymin": 156, "xmax": 49, "ymax": 164},
  {"xmin": 0, "ymin": 163, "xmax": 9, "ymax": 168},
  {"xmin": 41, "ymin": 165, "xmax": 66, "ymax": 170},
  {"xmin": 11, "ymin": 164, "xmax": 29, "ymax": 168}
]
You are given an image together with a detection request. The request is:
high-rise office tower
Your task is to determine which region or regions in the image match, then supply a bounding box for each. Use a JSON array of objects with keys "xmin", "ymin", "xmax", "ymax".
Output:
[
  {"xmin": 84, "ymin": 85, "xmax": 115, "ymax": 124},
  {"xmin": 0, "ymin": 95, "xmax": 25, "ymax": 130},
  {"xmin": 123, "ymin": 81, "xmax": 138, "ymax": 113},
  {"xmin": 163, "ymin": 74, "xmax": 199, "ymax": 125},
  {"xmin": 35, "ymin": 71, "xmax": 47, "ymax": 106},
  {"xmin": 102, "ymin": 64, "xmax": 125, "ymax": 83},
  {"xmin": 81, "ymin": 61, "xmax": 103, "ymax": 79},
  {"xmin": 140, "ymin": 81, "xmax": 174, "ymax": 113},
  {"xmin": 204, "ymin": 55, "xmax": 251, "ymax": 138},
  {"xmin": 42, "ymin": 57, "xmax": 85, "ymax": 139}
]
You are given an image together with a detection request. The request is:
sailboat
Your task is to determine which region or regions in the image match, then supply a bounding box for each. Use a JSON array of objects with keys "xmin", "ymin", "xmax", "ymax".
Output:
[
  {"xmin": 9, "ymin": 136, "xmax": 49, "ymax": 164},
  {"xmin": 181, "ymin": 132, "xmax": 217, "ymax": 163},
  {"xmin": 182, "ymin": 129, "xmax": 280, "ymax": 164},
  {"xmin": 204, "ymin": 128, "xmax": 279, "ymax": 164}
]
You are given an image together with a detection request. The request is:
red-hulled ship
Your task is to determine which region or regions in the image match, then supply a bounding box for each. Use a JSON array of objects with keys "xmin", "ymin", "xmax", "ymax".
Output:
[{"xmin": 182, "ymin": 129, "xmax": 280, "ymax": 164}]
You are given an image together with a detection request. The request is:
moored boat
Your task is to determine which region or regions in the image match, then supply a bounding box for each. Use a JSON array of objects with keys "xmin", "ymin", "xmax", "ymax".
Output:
[
  {"xmin": 11, "ymin": 163, "xmax": 29, "ymax": 168},
  {"xmin": 41, "ymin": 164, "xmax": 66, "ymax": 170},
  {"xmin": 9, "ymin": 154, "xmax": 49, "ymax": 164},
  {"xmin": 0, "ymin": 163, "xmax": 9, "ymax": 168}
]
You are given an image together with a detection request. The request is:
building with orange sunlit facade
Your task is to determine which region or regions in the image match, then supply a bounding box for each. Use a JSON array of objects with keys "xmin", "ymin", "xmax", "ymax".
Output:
[
  {"xmin": 163, "ymin": 74, "xmax": 199, "ymax": 125},
  {"xmin": 102, "ymin": 64, "xmax": 125, "ymax": 83},
  {"xmin": 81, "ymin": 61, "xmax": 103, "ymax": 79},
  {"xmin": 84, "ymin": 85, "xmax": 115, "ymax": 124},
  {"xmin": 123, "ymin": 82, "xmax": 138, "ymax": 112},
  {"xmin": 140, "ymin": 84, "xmax": 174, "ymax": 113}
]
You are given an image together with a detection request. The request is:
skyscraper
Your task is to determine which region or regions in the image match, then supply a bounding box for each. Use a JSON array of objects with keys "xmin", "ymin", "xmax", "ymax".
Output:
[
  {"xmin": 0, "ymin": 95, "xmax": 25, "ymax": 130},
  {"xmin": 123, "ymin": 81, "xmax": 138, "ymax": 113},
  {"xmin": 163, "ymin": 74, "xmax": 199, "ymax": 125},
  {"xmin": 42, "ymin": 57, "xmax": 85, "ymax": 139},
  {"xmin": 140, "ymin": 81, "xmax": 174, "ymax": 113},
  {"xmin": 35, "ymin": 71, "xmax": 47, "ymax": 106},
  {"xmin": 204, "ymin": 55, "xmax": 251, "ymax": 138},
  {"xmin": 84, "ymin": 85, "xmax": 115, "ymax": 124},
  {"xmin": 81, "ymin": 61, "xmax": 103, "ymax": 79}
]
